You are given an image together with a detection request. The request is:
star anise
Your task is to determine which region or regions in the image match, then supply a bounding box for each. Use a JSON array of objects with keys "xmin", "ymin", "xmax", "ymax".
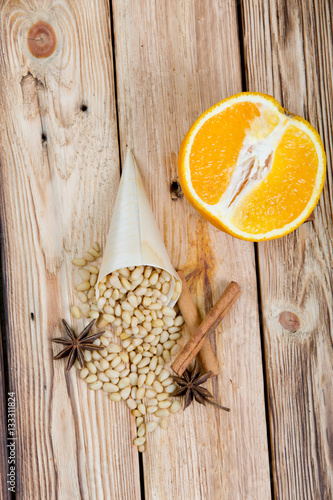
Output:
[
  {"xmin": 52, "ymin": 319, "xmax": 104, "ymax": 372},
  {"xmin": 171, "ymin": 362, "xmax": 230, "ymax": 411}
]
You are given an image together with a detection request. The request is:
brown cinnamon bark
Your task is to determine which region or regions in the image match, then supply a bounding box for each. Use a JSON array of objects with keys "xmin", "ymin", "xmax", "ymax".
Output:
[
  {"xmin": 177, "ymin": 271, "xmax": 220, "ymax": 376},
  {"xmin": 172, "ymin": 281, "xmax": 241, "ymax": 375}
]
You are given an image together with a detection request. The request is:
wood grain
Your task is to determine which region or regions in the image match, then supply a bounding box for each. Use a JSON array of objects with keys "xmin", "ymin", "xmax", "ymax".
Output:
[
  {"xmin": 177, "ymin": 270, "xmax": 220, "ymax": 376},
  {"xmin": 0, "ymin": 1, "xmax": 140, "ymax": 498},
  {"xmin": 242, "ymin": 0, "xmax": 333, "ymax": 498},
  {"xmin": 112, "ymin": 1, "xmax": 271, "ymax": 498}
]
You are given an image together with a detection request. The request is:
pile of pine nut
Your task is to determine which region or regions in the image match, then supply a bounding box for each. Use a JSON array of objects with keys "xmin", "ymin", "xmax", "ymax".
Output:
[{"xmin": 71, "ymin": 243, "xmax": 183, "ymax": 452}]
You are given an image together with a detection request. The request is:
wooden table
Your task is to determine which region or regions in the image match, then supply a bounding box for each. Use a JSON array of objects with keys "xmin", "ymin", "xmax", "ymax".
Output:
[{"xmin": 0, "ymin": 1, "xmax": 331, "ymax": 499}]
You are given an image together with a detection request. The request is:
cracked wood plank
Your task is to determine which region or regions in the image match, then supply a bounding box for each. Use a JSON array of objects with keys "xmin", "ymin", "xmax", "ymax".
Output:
[
  {"xmin": 242, "ymin": 0, "xmax": 333, "ymax": 498},
  {"xmin": 112, "ymin": 1, "xmax": 271, "ymax": 498},
  {"xmin": 0, "ymin": 1, "xmax": 140, "ymax": 498}
]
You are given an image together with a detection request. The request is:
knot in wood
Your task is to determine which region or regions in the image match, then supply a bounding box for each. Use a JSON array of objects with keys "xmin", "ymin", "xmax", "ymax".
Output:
[
  {"xmin": 279, "ymin": 311, "xmax": 300, "ymax": 332},
  {"xmin": 27, "ymin": 22, "xmax": 56, "ymax": 58},
  {"xmin": 170, "ymin": 180, "xmax": 183, "ymax": 200}
]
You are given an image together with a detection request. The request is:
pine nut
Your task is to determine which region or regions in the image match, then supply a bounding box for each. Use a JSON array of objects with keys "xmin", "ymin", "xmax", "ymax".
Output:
[
  {"xmin": 137, "ymin": 423, "xmax": 146, "ymax": 437},
  {"xmin": 174, "ymin": 316, "xmax": 184, "ymax": 326},
  {"xmin": 98, "ymin": 373, "xmax": 109, "ymax": 382},
  {"xmin": 84, "ymin": 350, "xmax": 92, "ymax": 362},
  {"xmin": 108, "ymin": 343, "xmax": 122, "ymax": 353},
  {"xmin": 78, "ymin": 269, "xmax": 90, "ymax": 282},
  {"xmin": 111, "ymin": 356, "xmax": 121, "ymax": 368},
  {"xmin": 163, "ymin": 316, "xmax": 174, "ymax": 327},
  {"xmin": 86, "ymin": 362, "xmax": 97, "ymax": 374},
  {"xmin": 163, "ymin": 340, "xmax": 175, "ymax": 350},
  {"xmin": 152, "ymin": 319, "xmax": 164, "ymax": 328},
  {"xmin": 153, "ymin": 381, "xmax": 164, "ymax": 393},
  {"xmin": 145, "ymin": 389, "xmax": 157, "ymax": 399},
  {"xmin": 170, "ymin": 344, "xmax": 181, "ymax": 356},
  {"xmin": 76, "ymin": 281, "xmax": 90, "ymax": 291},
  {"xmin": 87, "ymin": 265, "xmax": 99, "ymax": 274},
  {"xmin": 129, "ymin": 373, "xmax": 138, "ymax": 386},
  {"xmin": 160, "ymin": 419, "xmax": 168, "ymax": 429},
  {"xmin": 80, "ymin": 368, "xmax": 89, "ymax": 379},
  {"xmin": 103, "ymin": 383, "xmax": 119, "ymax": 393},
  {"xmin": 137, "ymin": 403, "xmax": 146, "ymax": 415},
  {"xmin": 85, "ymin": 374, "xmax": 98, "ymax": 384},
  {"xmin": 158, "ymin": 401, "xmax": 172, "ymax": 409},
  {"xmin": 146, "ymin": 371, "xmax": 155, "ymax": 385},
  {"xmin": 138, "ymin": 374, "xmax": 146, "ymax": 387},
  {"xmin": 136, "ymin": 417, "xmax": 144, "ymax": 427},
  {"xmin": 89, "ymin": 311, "xmax": 99, "ymax": 320},
  {"xmin": 133, "ymin": 353, "xmax": 142, "ymax": 365},
  {"xmin": 136, "ymin": 387, "xmax": 145, "ymax": 400},
  {"xmin": 146, "ymin": 421, "xmax": 158, "ymax": 432},
  {"xmin": 155, "ymin": 364, "xmax": 163, "ymax": 376},
  {"xmin": 72, "ymin": 258, "xmax": 87, "ymax": 267},
  {"xmin": 71, "ymin": 306, "xmax": 81, "ymax": 319},
  {"xmin": 90, "ymin": 381, "xmax": 103, "ymax": 390},
  {"xmin": 99, "ymin": 359, "xmax": 109, "ymax": 371},
  {"xmin": 147, "ymin": 398, "xmax": 158, "ymax": 406},
  {"xmin": 120, "ymin": 387, "xmax": 131, "ymax": 399},
  {"xmin": 162, "ymin": 350, "xmax": 171, "ymax": 363},
  {"xmin": 83, "ymin": 252, "xmax": 95, "ymax": 262},
  {"xmin": 133, "ymin": 437, "xmax": 145, "ymax": 446},
  {"xmin": 155, "ymin": 409, "xmax": 170, "ymax": 418},
  {"xmin": 119, "ymin": 277, "xmax": 130, "ymax": 291},
  {"xmin": 149, "ymin": 272, "xmax": 159, "ymax": 285},
  {"xmin": 162, "ymin": 306, "xmax": 176, "ymax": 317},
  {"xmin": 158, "ymin": 369, "xmax": 169, "ymax": 382},
  {"xmin": 118, "ymin": 377, "xmax": 130, "ymax": 389},
  {"xmin": 166, "ymin": 384, "xmax": 176, "ymax": 394},
  {"xmin": 147, "ymin": 406, "xmax": 158, "ymax": 414},
  {"xmin": 118, "ymin": 268, "xmax": 130, "ymax": 277},
  {"xmin": 115, "ymin": 362, "xmax": 126, "ymax": 372},
  {"xmin": 110, "ymin": 275, "xmax": 121, "ymax": 288},
  {"xmin": 109, "ymin": 393, "xmax": 121, "ymax": 402},
  {"xmin": 156, "ymin": 393, "xmax": 169, "ymax": 401},
  {"xmin": 138, "ymin": 358, "xmax": 150, "ymax": 368}
]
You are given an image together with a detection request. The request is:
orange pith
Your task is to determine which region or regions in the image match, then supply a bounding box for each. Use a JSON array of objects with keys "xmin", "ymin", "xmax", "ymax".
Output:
[
  {"xmin": 178, "ymin": 92, "xmax": 326, "ymax": 241},
  {"xmin": 190, "ymin": 102, "xmax": 261, "ymax": 205}
]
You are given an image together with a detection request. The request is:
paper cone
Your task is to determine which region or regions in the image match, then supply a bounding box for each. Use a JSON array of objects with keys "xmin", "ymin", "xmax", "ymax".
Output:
[{"xmin": 96, "ymin": 150, "xmax": 181, "ymax": 306}]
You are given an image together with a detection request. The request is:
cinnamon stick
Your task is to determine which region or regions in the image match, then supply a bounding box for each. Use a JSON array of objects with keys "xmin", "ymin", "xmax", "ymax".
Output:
[
  {"xmin": 177, "ymin": 270, "xmax": 220, "ymax": 376},
  {"xmin": 172, "ymin": 281, "xmax": 241, "ymax": 375}
]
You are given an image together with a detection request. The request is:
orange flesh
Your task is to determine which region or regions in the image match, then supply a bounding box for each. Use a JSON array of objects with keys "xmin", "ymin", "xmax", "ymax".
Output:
[
  {"xmin": 230, "ymin": 125, "xmax": 319, "ymax": 233},
  {"xmin": 189, "ymin": 102, "xmax": 261, "ymax": 205}
]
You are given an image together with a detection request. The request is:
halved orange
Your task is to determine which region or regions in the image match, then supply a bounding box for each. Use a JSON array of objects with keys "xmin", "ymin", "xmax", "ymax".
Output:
[{"xmin": 178, "ymin": 92, "xmax": 326, "ymax": 241}]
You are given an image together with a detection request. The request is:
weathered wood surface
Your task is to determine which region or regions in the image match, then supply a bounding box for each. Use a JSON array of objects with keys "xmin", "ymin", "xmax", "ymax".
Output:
[
  {"xmin": 0, "ymin": 1, "xmax": 140, "ymax": 499},
  {"xmin": 112, "ymin": 1, "xmax": 271, "ymax": 499},
  {"xmin": 242, "ymin": 0, "xmax": 333, "ymax": 498},
  {"xmin": 0, "ymin": 0, "xmax": 332, "ymax": 498}
]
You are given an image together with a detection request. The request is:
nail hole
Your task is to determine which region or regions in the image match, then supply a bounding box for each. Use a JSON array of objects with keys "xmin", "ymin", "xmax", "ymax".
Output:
[
  {"xmin": 81, "ymin": 104, "xmax": 88, "ymax": 112},
  {"xmin": 41, "ymin": 133, "xmax": 47, "ymax": 143},
  {"xmin": 170, "ymin": 180, "xmax": 183, "ymax": 200},
  {"xmin": 31, "ymin": 312, "xmax": 34, "ymax": 320}
]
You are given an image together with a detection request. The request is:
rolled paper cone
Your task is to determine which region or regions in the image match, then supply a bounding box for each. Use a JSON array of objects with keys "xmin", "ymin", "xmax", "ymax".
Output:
[
  {"xmin": 96, "ymin": 150, "xmax": 181, "ymax": 305},
  {"xmin": 177, "ymin": 271, "xmax": 220, "ymax": 376},
  {"xmin": 172, "ymin": 281, "xmax": 241, "ymax": 375}
]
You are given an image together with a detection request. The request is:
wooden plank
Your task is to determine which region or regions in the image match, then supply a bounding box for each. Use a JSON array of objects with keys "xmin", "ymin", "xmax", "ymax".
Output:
[
  {"xmin": 112, "ymin": 1, "xmax": 271, "ymax": 498},
  {"xmin": 241, "ymin": 0, "xmax": 333, "ymax": 498},
  {"xmin": 0, "ymin": 326, "xmax": 10, "ymax": 499},
  {"xmin": 0, "ymin": 1, "xmax": 140, "ymax": 498}
]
